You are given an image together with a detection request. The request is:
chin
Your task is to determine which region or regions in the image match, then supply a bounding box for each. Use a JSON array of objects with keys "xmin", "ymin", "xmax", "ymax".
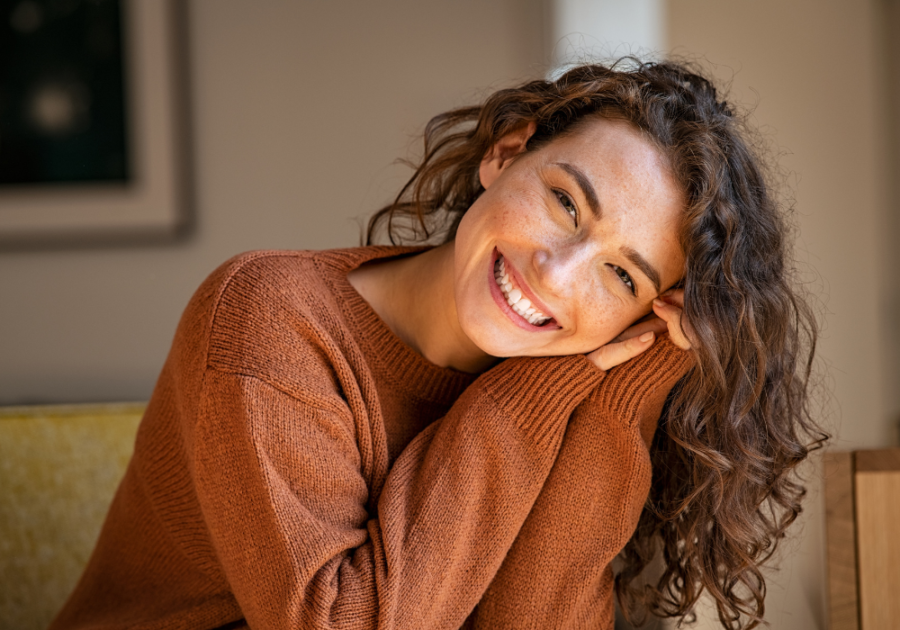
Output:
[
  {"xmin": 462, "ymin": 321, "xmax": 543, "ymax": 359},
  {"xmin": 457, "ymin": 313, "xmax": 510, "ymax": 358}
]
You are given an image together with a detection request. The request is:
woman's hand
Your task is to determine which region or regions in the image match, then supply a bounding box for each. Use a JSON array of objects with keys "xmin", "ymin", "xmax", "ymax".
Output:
[
  {"xmin": 652, "ymin": 289, "xmax": 693, "ymax": 350},
  {"xmin": 586, "ymin": 289, "xmax": 693, "ymax": 371}
]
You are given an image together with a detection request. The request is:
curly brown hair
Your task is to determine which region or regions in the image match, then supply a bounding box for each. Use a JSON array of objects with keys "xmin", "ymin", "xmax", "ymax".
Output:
[{"xmin": 366, "ymin": 58, "xmax": 827, "ymax": 629}]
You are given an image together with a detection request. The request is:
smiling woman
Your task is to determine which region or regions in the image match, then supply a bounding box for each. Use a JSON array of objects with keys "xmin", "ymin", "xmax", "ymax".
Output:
[
  {"xmin": 454, "ymin": 117, "xmax": 686, "ymax": 361},
  {"xmin": 51, "ymin": 60, "xmax": 825, "ymax": 630}
]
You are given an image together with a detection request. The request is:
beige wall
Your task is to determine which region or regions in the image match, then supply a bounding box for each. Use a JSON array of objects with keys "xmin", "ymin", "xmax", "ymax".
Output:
[
  {"xmin": 670, "ymin": 0, "xmax": 893, "ymax": 627},
  {"xmin": 0, "ymin": 0, "xmax": 546, "ymax": 404},
  {"xmin": 883, "ymin": 0, "xmax": 900, "ymax": 450}
]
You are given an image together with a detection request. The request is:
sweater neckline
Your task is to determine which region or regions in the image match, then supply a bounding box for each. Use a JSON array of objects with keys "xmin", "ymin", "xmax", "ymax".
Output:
[{"xmin": 316, "ymin": 246, "xmax": 478, "ymax": 406}]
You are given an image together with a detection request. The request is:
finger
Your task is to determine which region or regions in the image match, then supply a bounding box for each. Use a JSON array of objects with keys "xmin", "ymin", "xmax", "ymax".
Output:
[
  {"xmin": 652, "ymin": 299, "xmax": 691, "ymax": 350},
  {"xmin": 660, "ymin": 288, "xmax": 684, "ymax": 308},
  {"xmin": 614, "ymin": 316, "xmax": 668, "ymax": 342},
  {"xmin": 588, "ymin": 331, "xmax": 655, "ymax": 371}
]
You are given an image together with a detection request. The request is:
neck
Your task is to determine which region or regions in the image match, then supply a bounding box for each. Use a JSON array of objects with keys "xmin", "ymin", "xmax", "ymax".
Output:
[{"xmin": 349, "ymin": 243, "xmax": 497, "ymax": 374}]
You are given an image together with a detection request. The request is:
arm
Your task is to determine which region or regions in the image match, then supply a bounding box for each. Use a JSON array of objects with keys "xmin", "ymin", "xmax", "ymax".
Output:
[
  {"xmin": 191, "ymin": 353, "xmax": 605, "ymax": 630},
  {"xmin": 469, "ymin": 338, "xmax": 693, "ymax": 629}
]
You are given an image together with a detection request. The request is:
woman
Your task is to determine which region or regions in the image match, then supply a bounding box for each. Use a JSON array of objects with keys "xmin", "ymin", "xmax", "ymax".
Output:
[{"xmin": 51, "ymin": 60, "xmax": 824, "ymax": 630}]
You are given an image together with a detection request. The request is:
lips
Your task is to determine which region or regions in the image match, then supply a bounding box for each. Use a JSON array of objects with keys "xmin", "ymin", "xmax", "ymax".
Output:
[{"xmin": 488, "ymin": 248, "xmax": 559, "ymax": 331}]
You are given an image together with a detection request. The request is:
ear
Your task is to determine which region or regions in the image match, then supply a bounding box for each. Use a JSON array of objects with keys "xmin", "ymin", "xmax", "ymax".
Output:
[{"xmin": 479, "ymin": 121, "xmax": 537, "ymax": 189}]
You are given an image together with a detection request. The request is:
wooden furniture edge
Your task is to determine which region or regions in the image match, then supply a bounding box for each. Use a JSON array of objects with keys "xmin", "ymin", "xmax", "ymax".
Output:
[
  {"xmin": 823, "ymin": 451, "xmax": 860, "ymax": 630},
  {"xmin": 854, "ymin": 448, "xmax": 900, "ymax": 472}
]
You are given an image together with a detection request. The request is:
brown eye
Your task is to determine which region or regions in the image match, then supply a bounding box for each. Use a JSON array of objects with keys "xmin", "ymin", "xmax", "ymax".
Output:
[
  {"xmin": 613, "ymin": 265, "xmax": 636, "ymax": 295},
  {"xmin": 554, "ymin": 190, "xmax": 578, "ymax": 225}
]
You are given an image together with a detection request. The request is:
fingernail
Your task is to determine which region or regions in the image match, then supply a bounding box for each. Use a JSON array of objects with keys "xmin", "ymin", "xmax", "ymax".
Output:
[
  {"xmin": 639, "ymin": 331, "xmax": 654, "ymax": 342},
  {"xmin": 653, "ymin": 299, "xmax": 666, "ymax": 309}
]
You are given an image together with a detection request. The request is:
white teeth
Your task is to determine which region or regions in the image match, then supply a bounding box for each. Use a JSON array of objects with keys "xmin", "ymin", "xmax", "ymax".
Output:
[{"xmin": 494, "ymin": 254, "xmax": 551, "ymax": 326}]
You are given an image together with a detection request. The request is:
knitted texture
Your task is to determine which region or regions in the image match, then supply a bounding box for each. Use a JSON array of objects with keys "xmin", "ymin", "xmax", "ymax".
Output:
[{"xmin": 50, "ymin": 247, "xmax": 692, "ymax": 630}]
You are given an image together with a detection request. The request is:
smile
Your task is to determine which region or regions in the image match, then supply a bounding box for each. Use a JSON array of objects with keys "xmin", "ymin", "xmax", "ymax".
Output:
[{"xmin": 493, "ymin": 253, "xmax": 553, "ymax": 326}]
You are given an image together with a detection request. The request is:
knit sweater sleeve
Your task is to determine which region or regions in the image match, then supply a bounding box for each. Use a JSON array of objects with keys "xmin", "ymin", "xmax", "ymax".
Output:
[
  {"xmin": 186, "ymin": 258, "xmax": 607, "ymax": 630},
  {"xmin": 468, "ymin": 337, "xmax": 694, "ymax": 630},
  {"xmin": 194, "ymin": 360, "xmax": 601, "ymax": 630}
]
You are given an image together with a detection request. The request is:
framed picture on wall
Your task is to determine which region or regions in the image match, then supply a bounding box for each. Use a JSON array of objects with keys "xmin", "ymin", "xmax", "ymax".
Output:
[{"xmin": 0, "ymin": 0, "xmax": 191, "ymax": 247}]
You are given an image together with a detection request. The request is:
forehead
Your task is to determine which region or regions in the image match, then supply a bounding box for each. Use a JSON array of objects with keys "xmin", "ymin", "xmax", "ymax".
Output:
[{"xmin": 545, "ymin": 116, "xmax": 671, "ymax": 181}]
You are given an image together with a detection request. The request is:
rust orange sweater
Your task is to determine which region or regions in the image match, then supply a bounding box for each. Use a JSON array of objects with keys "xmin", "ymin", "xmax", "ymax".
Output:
[{"xmin": 51, "ymin": 247, "xmax": 691, "ymax": 630}]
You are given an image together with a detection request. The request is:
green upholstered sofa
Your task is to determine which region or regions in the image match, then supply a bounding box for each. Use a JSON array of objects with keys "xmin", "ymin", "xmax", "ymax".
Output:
[{"xmin": 0, "ymin": 403, "xmax": 144, "ymax": 630}]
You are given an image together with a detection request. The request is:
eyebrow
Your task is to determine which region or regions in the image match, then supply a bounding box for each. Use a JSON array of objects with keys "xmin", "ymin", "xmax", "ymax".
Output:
[
  {"xmin": 622, "ymin": 246, "xmax": 662, "ymax": 295},
  {"xmin": 554, "ymin": 162, "xmax": 600, "ymax": 217}
]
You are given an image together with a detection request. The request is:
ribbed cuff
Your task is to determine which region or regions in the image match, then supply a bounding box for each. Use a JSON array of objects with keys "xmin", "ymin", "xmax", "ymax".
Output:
[
  {"xmin": 596, "ymin": 337, "xmax": 694, "ymax": 422},
  {"xmin": 477, "ymin": 355, "xmax": 606, "ymax": 445}
]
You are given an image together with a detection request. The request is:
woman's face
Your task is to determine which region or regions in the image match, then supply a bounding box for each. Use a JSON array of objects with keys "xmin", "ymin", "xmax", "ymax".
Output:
[{"xmin": 453, "ymin": 116, "xmax": 686, "ymax": 358}]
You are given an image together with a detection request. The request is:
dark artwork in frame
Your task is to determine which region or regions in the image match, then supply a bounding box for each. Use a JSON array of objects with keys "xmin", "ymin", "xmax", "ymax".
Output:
[
  {"xmin": 0, "ymin": 0, "xmax": 189, "ymax": 249},
  {"xmin": 0, "ymin": 0, "xmax": 131, "ymax": 187}
]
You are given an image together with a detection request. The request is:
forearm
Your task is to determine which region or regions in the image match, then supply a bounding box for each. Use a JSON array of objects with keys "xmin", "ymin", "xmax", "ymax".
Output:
[
  {"xmin": 471, "ymin": 340, "xmax": 693, "ymax": 629},
  {"xmin": 194, "ymin": 356, "xmax": 605, "ymax": 630}
]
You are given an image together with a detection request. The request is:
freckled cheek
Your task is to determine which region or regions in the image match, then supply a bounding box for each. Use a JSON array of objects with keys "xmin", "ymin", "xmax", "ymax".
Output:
[
  {"xmin": 489, "ymin": 197, "xmax": 536, "ymax": 234},
  {"xmin": 570, "ymin": 291, "xmax": 638, "ymax": 345},
  {"xmin": 488, "ymin": 183, "xmax": 545, "ymax": 223}
]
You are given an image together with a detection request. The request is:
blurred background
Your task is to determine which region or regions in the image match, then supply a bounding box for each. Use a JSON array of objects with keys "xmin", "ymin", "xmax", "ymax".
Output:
[{"xmin": 1, "ymin": 0, "xmax": 898, "ymax": 628}]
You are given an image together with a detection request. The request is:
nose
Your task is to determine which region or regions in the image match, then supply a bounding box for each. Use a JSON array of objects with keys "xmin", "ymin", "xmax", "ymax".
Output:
[{"xmin": 532, "ymin": 243, "xmax": 593, "ymax": 299}]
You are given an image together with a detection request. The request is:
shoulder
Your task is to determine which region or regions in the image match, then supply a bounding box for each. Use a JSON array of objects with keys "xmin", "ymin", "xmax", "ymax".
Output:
[
  {"xmin": 175, "ymin": 250, "xmax": 322, "ymax": 350},
  {"xmin": 204, "ymin": 246, "xmax": 414, "ymax": 336},
  {"xmin": 207, "ymin": 249, "xmax": 330, "ymax": 320},
  {"xmin": 171, "ymin": 248, "xmax": 374, "ymax": 401},
  {"xmin": 165, "ymin": 245, "xmax": 430, "ymax": 409},
  {"xmin": 204, "ymin": 246, "xmax": 418, "ymax": 317}
]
